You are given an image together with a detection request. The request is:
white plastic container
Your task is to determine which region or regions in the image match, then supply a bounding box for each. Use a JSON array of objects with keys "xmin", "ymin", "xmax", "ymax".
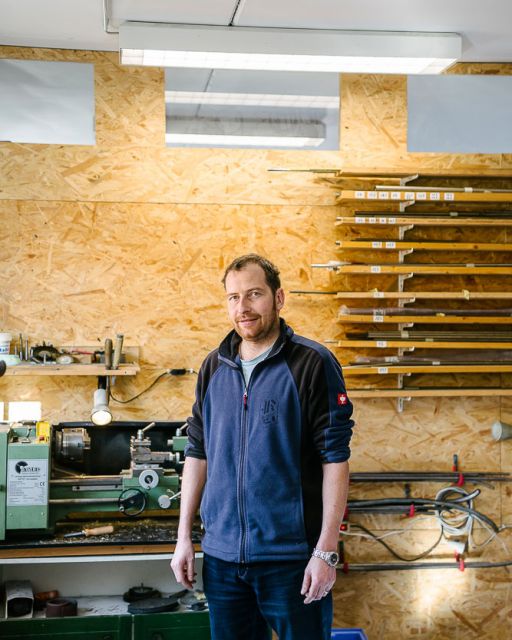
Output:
[{"xmin": 0, "ymin": 332, "xmax": 12, "ymax": 355}]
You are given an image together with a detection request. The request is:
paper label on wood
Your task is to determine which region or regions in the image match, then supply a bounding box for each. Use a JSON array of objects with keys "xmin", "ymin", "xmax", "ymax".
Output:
[
  {"xmin": 444, "ymin": 192, "xmax": 455, "ymax": 201},
  {"xmin": 355, "ymin": 216, "xmax": 365, "ymax": 223},
  {"xmin": 355, "ymin": 191, "xmax": 365, "ymax": 199},
  {"xmin": 429, "ymin": 192, "xmax": 441, "ymax": 200},
  {"xmin": 416, "ymin": 192, "xmax": 427, "ymax": 200},
  {"xmin": 385, "ymin": 241, "xmax": 396, "ymax": 248},
  {"xmin": 368, "ymin": 192, "xmax": 378, "ymax": 200},
  {"xmin": 377, "ymin": 367, "xmax": 389, "ymax": 374},
  {"xmin": 376, "ymin": 340, "xmax": 387, "ymax": 347},
  {"xmin": 378, "ymin": 192, "xmax": 389, "ymax": 199},
  {"xmin": 391, "ymin": 192, "xmax": 401, "ymax": 200},
  {"xmin": 372, "ymin": 241, "xmax": 383, "ymax": 248},
  {"xmin": 370, "ymin": 265, "xmax": 381, "ymax": 273}
]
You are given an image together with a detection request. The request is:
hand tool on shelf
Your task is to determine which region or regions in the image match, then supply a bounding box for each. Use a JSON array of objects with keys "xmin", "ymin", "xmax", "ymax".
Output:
[{"xmin": 63, "ymin": 525, "xmax": 114, "ymax": 538}]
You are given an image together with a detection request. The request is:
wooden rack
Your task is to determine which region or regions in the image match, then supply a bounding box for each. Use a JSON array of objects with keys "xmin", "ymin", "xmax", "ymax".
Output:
[
  {"xmin": 335, "ymin": 215, "xmax": 512, "ymax": 227},
  {"xmin": 335, "ymin": 240, "xmax": 512, "ymax": 251},
  {"xmin": 314, "ymin": 263, "xmax": 512, "ymax": 275},
  {"xmin": 344, "ymin": 364, "xmax": 512, "ymax": 375},
  {"xmin": 337, "ymin": 314, "xmax": 512, "ymax": 325},
  {"xmin": 347, "ymin": 388, "xmax": 512, "ymax": 399},
  {"xmin": 328, "ymin": 176, "xmax": 512, "ymax": 407},
  {"xmin": 337, "ymin": 339, "xmax": 512, "ymax": 350},
  {"xmin": 334, "ymin": 291, "xmax": 512, "ymax": 300},
  {"xmin": 338, "ymin": 189, "xmax": 512, "ymax": 203}
]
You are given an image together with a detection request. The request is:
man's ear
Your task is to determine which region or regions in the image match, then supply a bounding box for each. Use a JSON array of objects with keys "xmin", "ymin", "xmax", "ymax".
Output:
[{"xmin": 276, "ymin": 288, "xmax": 285, "ymax": 311}]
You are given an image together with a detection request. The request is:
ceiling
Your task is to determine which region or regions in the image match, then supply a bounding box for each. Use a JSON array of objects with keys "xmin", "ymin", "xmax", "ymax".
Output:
[{"xmin": 0, "ymin": 0, "xmax": 512, "ymax": 62}]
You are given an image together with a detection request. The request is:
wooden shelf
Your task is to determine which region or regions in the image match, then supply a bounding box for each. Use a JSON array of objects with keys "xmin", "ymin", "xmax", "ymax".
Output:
[
  {"xmin": 337, "ymin": 339, "xmax": 512, "ymax": 350},
  {"xmin": 338, "ymin": 314, "xmax": 512, "ymax": 324},
  {"xmin": 292, "ymin": 290, "xmax": 512, "ymax": 300},
  {"xmin": 335, "ymin": 215, "xmax": 512, "ymax": 227},
  {"xmin": 336, "ymin": 240, "xmax": 512, "ymax": 251},
  {"xmin": 313, "ymin": 262, "xmax": 512, "ymax": 275},
  {"xmin": 4, "ymin": 363, "xmax": 140, "ymax": 377},
  {"xmin": 344, "ymin": 364, "xmax": 512, "ymax": 375},
  {"xmin": 338, "ymin": 189, "xmax": 512, "ymax": 203},
  {"xmin": 346, "ymin": 387, "xmax": 512, "ymax": 398},
  {"xmin": 334, "ymin": 291, "xmax": 512, "ymax": 300}
]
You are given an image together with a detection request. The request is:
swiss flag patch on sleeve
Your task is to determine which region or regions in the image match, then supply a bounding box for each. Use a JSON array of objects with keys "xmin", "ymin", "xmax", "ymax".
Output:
[{"xmin": 337, "ymin": 393, "xmax": 348, "ymax": 405}]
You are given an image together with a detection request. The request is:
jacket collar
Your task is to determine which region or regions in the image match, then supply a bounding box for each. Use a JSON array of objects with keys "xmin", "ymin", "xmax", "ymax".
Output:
[{"xmin": 218, "ymin": 318, "xmax": 293, "ymax": 366}]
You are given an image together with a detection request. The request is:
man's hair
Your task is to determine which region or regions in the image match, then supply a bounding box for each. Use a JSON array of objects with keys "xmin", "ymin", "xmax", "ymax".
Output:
[{"xmin": 222, "ymin": 254, "xmax": 281, "ymax": 294}]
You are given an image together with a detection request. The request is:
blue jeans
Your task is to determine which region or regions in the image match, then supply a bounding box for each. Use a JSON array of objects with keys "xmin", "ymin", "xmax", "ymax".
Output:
[{"xmin": 203, "ymin": 554, "xmax": 333, "ymax": 640}]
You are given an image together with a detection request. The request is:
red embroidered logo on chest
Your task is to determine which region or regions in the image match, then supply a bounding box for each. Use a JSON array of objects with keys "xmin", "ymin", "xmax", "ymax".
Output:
[{"xmin": 337, "ymin": 393, "xmax": 348, "ymax": 405}]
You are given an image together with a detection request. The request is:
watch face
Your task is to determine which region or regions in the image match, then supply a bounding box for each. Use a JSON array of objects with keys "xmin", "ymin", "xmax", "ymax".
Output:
[{"xmin": 329, "ymin": 553, "xmax": 339, "ymax": 566}]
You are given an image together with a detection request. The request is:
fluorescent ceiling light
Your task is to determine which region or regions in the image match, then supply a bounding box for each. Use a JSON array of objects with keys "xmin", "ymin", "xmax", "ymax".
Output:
[
  {"xmin": 120, "ymin": 23, "xmax": 461, "ymax": 74},
  {"xmin": 165, "ymin": 91, "xmax": 339, "ymax": 109},
  {"xmin": 166, "ymin": 116, "xmax": 325, "ymax": 148},
  {"xmin": 165, "ymin": 133, "xmax": 324, "ymax": 147}
]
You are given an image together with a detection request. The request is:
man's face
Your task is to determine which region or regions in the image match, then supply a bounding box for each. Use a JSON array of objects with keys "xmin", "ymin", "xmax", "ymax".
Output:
[{"xmin": 225, "ymin": 263, "xmax": 284, "ymax": 343}]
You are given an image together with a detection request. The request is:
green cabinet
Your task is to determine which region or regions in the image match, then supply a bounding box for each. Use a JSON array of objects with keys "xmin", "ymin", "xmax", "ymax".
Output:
[
  {"xmin": 134, "ymin": 610, "xmax": 211, "ymax": 640},
  {"xmin": 0, "ymin": 611, "xmax": 210, "ymax": 640},
  {"xmin": 0, "ymin": 614, "xmax": 131, "ymax": 639}
]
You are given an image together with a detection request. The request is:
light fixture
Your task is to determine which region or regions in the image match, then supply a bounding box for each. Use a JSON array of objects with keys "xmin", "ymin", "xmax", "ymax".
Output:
[
  {"xmin": 491, "ymin": 420, "xmax": 512, "ymax": 441},
  {"xmin": 91, "ymin": 387, "xmax": 112, "ymax": 426},
  {"xmin": 120, "ymin": 23, "xmax": 461, "ymax": 74},
  {"xmin": 165, "ymin": 91, "xmax": 339, "ymax": 109},
  {"xmin": 165, "ymin": 116, "xmax": 325, "ymax": 148}
]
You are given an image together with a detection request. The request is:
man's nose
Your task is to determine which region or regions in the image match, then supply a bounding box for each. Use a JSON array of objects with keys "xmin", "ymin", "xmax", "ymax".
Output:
[{"xmin": 237, "ymin": 295, "xmax": 251, "ymax": 313}]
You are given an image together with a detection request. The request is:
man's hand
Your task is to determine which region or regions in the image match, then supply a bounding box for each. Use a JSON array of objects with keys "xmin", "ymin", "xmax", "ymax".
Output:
[
  {"xmin": 300, "ymin": 556, "xmax": 336, "ymax": 604},
  {"xmin": 170, "ymin": 538, "xmax": 196, "ymax": 590}
]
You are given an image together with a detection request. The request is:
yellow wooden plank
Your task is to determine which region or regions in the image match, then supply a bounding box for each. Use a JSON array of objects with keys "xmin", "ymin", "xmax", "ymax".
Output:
[
  {"xmin": 346, "ymin": 388, "xmax": 512, "ymax": 398},
  {"xmin": 328, "ymin": 264, "xmax": 512, "ymax": 275},
  {"xmin": 336, "ymin": 240, "xmax": 512, "ymax": 251},
  {"xmin": 336, "ymin": 340, "xmax": 512, "ymax": 349},
  {"xmin": 335, "ymin": 291, "xmax": 512, "ymax": 300},
  {"xmin": 338, "ymin": 189, "xmax": 512, "ymax": 203},
  {"xmin": 344, "ymin": 364, "xmax": 512, "ymax": 375},
  {"xmin": 4, "ymin": 363, "xmax": 140, "ymax": 376},
  {"xmin": 335, "ymin": 216, "xmax": 512, "ymax": 227},
  {"xmin": 338, "ymin": 314, "xmax": 512, "ymax": 324}
]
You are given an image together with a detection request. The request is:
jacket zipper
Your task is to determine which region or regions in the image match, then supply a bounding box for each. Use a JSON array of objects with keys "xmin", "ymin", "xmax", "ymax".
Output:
[
  {"xmin": 234, "ymin": 348, "xmax": 284, "ymax": 564},
  {"xmin": 238, "ymin": 386, "xmax": 249, "ymax": 563}
]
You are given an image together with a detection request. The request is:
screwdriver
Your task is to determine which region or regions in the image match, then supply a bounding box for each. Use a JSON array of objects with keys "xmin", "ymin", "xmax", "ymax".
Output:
[{"xmin": 63, "ymin": 525, "xmax": 114, "ymax": 538}]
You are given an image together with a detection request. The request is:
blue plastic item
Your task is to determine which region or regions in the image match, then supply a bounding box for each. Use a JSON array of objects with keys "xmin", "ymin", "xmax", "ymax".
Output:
[{"xmin": 331, "ymin": 629, "xmax": 368, "ymax": 640}]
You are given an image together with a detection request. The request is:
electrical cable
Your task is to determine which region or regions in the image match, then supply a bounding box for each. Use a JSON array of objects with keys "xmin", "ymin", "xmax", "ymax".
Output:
[
  {"xmin": 339, "ymin": 559, "xmax": 512, "ymax": 572},
  {"xmin": 348, "ymin": 497, "xmax": 500, "ymax": 532},
  {"xmin": 348, "ymin": 522, "xmax": 444, "ymax": 562},
  {"xmin": 109, "ymin": 369, "xmax": 195, "ymax": 404}
]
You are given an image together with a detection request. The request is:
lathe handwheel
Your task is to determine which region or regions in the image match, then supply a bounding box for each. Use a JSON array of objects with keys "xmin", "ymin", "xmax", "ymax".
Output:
[{"xmin": 118, "ymin": 488, "xmax": 147, "ymax": 517}]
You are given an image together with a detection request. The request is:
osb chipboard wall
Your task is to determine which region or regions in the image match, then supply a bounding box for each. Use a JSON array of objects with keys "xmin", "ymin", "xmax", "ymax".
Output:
[{"xmin": 1, "ymin": 46, "xmax": 512, "ymax": 638}]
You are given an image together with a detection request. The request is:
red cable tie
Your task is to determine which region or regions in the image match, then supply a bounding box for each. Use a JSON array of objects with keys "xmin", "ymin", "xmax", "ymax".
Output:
[
  {"xmin": 456, "ymin": 473, "xmax": 465, "ymax": 487},
  {"xmin": 455, "ymin": 554, "xmax": 465, "ymax": 572},
  {"xmin": 408, "ymin": 503, "xmax": 416, "ymax": 518},
  {"xmin": 342, "ymin": 562, "xmax": 349, "ymax": 574}
]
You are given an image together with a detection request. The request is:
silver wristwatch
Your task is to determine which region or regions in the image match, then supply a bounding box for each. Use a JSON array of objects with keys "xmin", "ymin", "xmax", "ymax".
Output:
[{"xmin": 312, "ymin": 548, "xmax": 339, "ymax": 567}]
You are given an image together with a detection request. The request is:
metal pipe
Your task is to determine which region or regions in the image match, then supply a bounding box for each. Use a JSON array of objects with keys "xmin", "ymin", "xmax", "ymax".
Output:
[
  {"xmin": 49, "ymin": 498, "xmax": 119, "ymax": 505},
  {"xmin": 340, "ymin": 560, "xmax": 512, "ymax": 572}
]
